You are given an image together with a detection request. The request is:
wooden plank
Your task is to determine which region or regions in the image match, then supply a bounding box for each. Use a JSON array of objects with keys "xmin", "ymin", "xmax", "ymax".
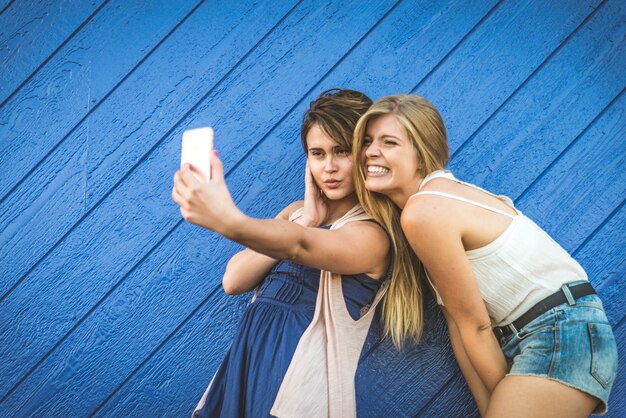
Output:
[
  {"xmin": 0, "ymin": 0, "xmax": 401, "ymax": 412},
  {"xmin": 449, "ymin": 0, "xmax": 624, "ymax": 198},
  {"xmin": 414, "ymin": 0, "xmax": 604, "ymax": 153},
  {"xmin": 0, "ymin": 0, "xmax": 296, "ymax": 298},
  {"xmin": 0, "ymin": 0, "xmax": 299, "ymax": 400},
  {"xmin": 575, "ymin": 203, "xmax": 626, "ymax": 325},
  {"xmin": 0, "ymin": 0, "xmax": 106, "ymax": 104},
  {"xmin": 0, "ymin": 0, "xmax": 202, "ymax": 200},
  {"xmin": 0, "ymin": 0, "xmax": 15, "ymax": 15},
  {"xmin": 516, "ymin": 91, "xmax": 625, "ymax": 252}
]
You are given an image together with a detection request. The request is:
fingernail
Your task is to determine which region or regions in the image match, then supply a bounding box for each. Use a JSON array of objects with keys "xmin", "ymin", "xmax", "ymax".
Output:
[{"xmin": 213, "ymin": 150, "xmax": 219, "ymax": 157}]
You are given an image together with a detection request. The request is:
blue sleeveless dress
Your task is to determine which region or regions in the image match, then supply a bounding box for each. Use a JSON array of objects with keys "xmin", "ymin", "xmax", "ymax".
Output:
[{"xmin": 195, "ymin": 256, "xmax": 387, "ymax": 417}]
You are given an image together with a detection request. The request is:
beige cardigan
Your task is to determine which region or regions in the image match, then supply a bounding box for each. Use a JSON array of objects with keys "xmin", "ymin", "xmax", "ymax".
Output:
[{"xmin": 270, "ymin": 204, "xmax": 389, "ymax": 417}]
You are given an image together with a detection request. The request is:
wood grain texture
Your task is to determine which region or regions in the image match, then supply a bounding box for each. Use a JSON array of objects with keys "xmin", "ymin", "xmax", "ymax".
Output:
[
  {"xmin": 0, "ymin": 0, "xmax": 288, "ymax": 297},
  {"xmin": 0, "ymin": 0, "xmax": 299, "ymax": 400},
  {"xmin": 413, "ymin": 0, "xmax": 604, "ymax": 153},
  {"xmin": 0, "ymin": 0, "xmax": 106, "ymax": 105},
  {"xmin": 0, "ymin": 0, "xmax": 202, "ymax": 200},
  {"xmin": 517, "ymin": 91, "xmax": 625, "ymax": 254},
  {"xmin": 448, "ymin": 0, "xmax": 623, "ymax": 196},
  {"xmin": 0, "ymin": 0, "xmax": 624, "ymax": 416}
]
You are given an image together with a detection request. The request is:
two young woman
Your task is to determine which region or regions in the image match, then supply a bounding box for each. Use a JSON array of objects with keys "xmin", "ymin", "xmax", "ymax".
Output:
[
  {"xmin": 174, "ymin": 89, "xmax": 617, "ymax": 417},
  {"xmin": 352, "ymin": 94, "xmax": 618, "ymax": 417},
  {"xmin": 172, "ymin": 89, "xmax": 423, "ymax": 417}
]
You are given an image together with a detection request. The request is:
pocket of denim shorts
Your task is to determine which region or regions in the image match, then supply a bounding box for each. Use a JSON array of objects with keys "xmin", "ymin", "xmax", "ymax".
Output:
[{"xmin": 588, "ymin": 323, "xmax": 618, "ymax": 389}]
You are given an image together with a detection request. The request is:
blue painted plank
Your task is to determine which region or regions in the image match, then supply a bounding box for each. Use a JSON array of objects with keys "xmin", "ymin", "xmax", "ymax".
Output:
[
  {"xmin": 0, "ymin": 0, "xmax": 299, "ymax": 400},
  {"xmin": 0, "ymin": 0, "xmax": 15, "ymax": 15},
  {"xmin": 0, "ymin": 0, "xmax": 15, "ymax": 16},
  {"xmin": 414, "ymin": 0, "xmax": 604, "ymax": 153},
  {"xmin": 575, "ymin": 203, "xmax": 626, "ymax": 326},
  {"xmin": 356, "ymin": 297, "xmax": 478, "ymax": 417},
  {"xmin": 0, "ymin": 1, "xmax": 401, "ymax": 413},
  {"xmin": 0, "ymin": 0, "xmax": 296, "ymax": 299},
  {"xmin": 0, "ymin": 0, "xmax": 202, "ymax": 200},
  {"xmin": 0, "ymin": 0, "xmax": 106, "ymax": 105},
  {"xmin": 516, "ymin": 91, "xmax": 625, "ymax": 252},
  {"xmin": 449, "ymin": 0, "xmax": 625, "ymax": 198}
]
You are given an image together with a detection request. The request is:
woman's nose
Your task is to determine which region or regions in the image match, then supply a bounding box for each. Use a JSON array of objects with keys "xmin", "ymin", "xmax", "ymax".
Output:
[
  {"xmin": 364, "ymin": 142, "xmax": 380, "ymax": 157},
  {"xmin": 324, "ymin": 156, "xmax": 337, "ymax": 171}
]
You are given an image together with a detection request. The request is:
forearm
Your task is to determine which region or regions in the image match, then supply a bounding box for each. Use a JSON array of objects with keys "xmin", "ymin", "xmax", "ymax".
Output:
[
  {"xmin": 458, "ymin": 325, "xmax": 508, "ymax": 393},
  {"xmin": 222, "ymin": 249, "xmax": 278, "ymax": 295},
  {"xmin": 221, "ymin": 213, "xmax": 310, "ymax": 262},
  {"xmin": 445, "ymin": 313, "xmax": 490, "ymax": 416}
]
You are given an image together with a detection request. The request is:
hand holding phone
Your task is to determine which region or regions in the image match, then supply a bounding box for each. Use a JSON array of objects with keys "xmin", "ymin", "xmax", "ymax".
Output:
[{"xmin": 181, "ymin": 127, "xmax": 214, "ymax": 182}]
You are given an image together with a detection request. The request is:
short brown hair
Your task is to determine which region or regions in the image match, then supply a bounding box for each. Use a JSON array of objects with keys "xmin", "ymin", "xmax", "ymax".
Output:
[{"xmin": 301, "ymin": 88, "xmax": 372, "ymax": 153}]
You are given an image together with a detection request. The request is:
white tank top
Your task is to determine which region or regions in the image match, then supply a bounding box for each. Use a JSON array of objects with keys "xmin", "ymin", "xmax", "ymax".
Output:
[{"xmin": 410, "ymin": 170, "xmax": 588, "ymax": 326}]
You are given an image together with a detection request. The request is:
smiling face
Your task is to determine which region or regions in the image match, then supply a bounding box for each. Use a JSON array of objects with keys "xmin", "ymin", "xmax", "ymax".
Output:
[
  {"xmin": 306, "ymin": 124, "xmax": 356, "ymax": 202},
  {"xmin": 361, "ymin": 114, "xmax": 422, "ymax": 201}
]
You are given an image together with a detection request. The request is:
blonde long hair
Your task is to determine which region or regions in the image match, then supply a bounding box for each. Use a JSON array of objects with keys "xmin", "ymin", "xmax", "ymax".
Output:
[{"xmin": 352, "ymin": 94, "xmax": 449, "ymax": 348}]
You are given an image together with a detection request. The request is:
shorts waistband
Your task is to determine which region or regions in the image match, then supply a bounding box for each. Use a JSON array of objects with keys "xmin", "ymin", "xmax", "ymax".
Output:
[{"xmin": 494, "ymin": 281, "xmax": 595, "ymax": 340}]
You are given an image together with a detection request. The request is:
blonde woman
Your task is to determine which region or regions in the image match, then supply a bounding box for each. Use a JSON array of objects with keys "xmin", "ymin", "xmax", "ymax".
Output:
[
  {"xmin": 352, "ymin": 94, "xmax": 617, "ymax": 417},
  {"xmin": 173, "ymin": 89, "xmax": 423, "ymax": 417}
]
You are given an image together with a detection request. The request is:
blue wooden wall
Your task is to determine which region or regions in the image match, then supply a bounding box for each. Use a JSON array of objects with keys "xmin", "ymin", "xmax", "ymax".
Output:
[{"xmin": 1, "ymin": 0, "xmax": 624, "ymax": 416}]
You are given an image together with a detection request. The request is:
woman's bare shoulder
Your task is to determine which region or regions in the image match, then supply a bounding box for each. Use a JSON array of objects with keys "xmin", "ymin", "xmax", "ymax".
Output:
[{"xmin": 275, "ymin": 200, "xmax": 304, "ymax": 220}]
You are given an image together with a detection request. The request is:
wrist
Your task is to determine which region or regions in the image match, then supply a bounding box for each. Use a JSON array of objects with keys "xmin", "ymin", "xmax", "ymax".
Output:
[{"xmin": 218, "ymin": 207, "xmax": 248, "ymax": 239}]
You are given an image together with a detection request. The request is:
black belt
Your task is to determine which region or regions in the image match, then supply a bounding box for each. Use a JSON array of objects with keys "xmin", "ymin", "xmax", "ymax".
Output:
[{"xmin": 494, "ymin": 281, "xmax": 596, "ymax": 340}]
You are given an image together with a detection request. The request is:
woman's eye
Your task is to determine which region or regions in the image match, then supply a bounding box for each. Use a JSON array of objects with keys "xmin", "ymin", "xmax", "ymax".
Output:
[
  {"xmin": 335, "ymin": 148, "xmax": 348, "ymax": 156},
  {"xmin": 363, "ymin": 138, "xmax": 372, "ymax": 146}
]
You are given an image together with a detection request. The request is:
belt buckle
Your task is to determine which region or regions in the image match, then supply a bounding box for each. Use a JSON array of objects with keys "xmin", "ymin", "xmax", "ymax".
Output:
[{"xmin": 493, "ymin": 326, "xmax": 504, "ymax": 341}]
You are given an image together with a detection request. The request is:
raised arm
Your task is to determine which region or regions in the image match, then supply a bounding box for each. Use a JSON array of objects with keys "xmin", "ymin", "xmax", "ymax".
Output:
[
  {"xmin": 400, "ymin": 198, "xmax": 508, "ymax": 394},
  {"xmin": 172, "ymin": 152, "xmax": 389, "ymax": 278},
  {"xmin": 222, "ymin": 201, "xmax": 303, "ymax": 295}
]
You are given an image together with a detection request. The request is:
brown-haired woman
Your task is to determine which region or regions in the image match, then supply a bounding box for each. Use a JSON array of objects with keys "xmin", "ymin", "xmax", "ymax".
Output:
[
  {"xmin": 173, "ymin": 89, "xmax": 423, "ymax": 417},
  {"xmin": 352, "ymin": 94, "xmax": 618, "ymax": 417}
]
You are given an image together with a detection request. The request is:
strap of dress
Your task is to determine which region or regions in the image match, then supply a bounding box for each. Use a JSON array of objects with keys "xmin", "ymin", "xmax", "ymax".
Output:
[
  {"xmin": 413, "ymin": 170, "xmax": 517, "ymax": 219},
  {"xmin": 412, "ymin": 191, "xmax": 516, "ymax": 219}
]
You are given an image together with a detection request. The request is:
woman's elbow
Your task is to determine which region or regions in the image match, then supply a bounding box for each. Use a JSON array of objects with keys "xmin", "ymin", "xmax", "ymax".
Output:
[
  {"xmin": 221, "ymin": 267, "xmax": 240, "ymax": 295},
  {"xmin": 222, "ymin": 281, "xmax": 239, "ymax": 295}
]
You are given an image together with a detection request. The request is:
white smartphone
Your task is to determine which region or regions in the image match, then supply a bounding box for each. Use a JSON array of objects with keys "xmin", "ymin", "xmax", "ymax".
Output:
[{"xmin": 181, "ymin": 126, "xmax": 214, "ymax": 182}]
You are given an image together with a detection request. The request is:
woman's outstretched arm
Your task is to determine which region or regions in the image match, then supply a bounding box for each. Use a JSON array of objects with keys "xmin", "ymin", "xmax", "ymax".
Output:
[
  {"xmin": 172, "ymin": 152, "xmax": 389, "ymax": 278},
  {"xmin": 401, "ymin": 198, "xmax": 508, "ymax": 394}
]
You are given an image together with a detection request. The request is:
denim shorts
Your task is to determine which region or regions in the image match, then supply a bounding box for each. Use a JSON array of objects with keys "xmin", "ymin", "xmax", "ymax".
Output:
[{"xmin": 499, "ymin": 294, "xmax": 618, "ymax": 414}]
